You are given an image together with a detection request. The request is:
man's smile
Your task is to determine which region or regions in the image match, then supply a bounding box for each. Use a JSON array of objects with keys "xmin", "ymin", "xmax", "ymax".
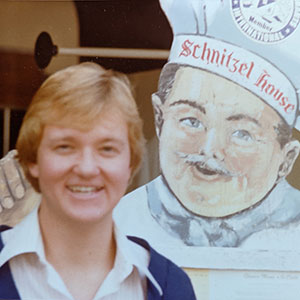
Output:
[{"xmin": 67, "ymin": 185, "xmax": 103, "ymax": 193}]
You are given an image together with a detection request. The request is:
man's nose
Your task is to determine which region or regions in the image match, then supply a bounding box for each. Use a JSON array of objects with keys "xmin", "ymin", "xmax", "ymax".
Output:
[
  {"xmin": 73, "ymin": 149, "xmax": 100, "ymax": 177},
  {"xmin": 201, "ymin": 128, "xmax": 225, "ymax": 161}
]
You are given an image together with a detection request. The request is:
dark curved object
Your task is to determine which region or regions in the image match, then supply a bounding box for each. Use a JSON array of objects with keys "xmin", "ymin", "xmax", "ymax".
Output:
[{"xmin": 34, "ymin": 32, "xmax": 58, "ymax": 69}]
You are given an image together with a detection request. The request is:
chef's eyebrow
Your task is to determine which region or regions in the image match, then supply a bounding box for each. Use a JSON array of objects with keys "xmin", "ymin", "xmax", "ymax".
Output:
[
  {"xmin": 169, "ymin": 100, "xmax": 206, "ymax": 114},
  {"xmin": 227, "ymin": 114, "xmax": 261, "ymax": 126}
]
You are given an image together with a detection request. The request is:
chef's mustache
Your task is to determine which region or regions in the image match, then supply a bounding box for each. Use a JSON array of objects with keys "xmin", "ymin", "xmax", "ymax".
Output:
[{"xmin": 176, "ymin": 152, "xmax": 239, "ymax": 177}]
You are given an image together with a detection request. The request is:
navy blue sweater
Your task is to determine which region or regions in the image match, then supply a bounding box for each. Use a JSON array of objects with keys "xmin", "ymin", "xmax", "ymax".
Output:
[{"xmin": 0, "ymin": 226, "xmax": 196, "ymax": 300}]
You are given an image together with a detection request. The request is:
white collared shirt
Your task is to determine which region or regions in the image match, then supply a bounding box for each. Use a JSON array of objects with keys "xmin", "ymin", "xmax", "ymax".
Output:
[{"xmin": 0, "ymin": 207, "xmax": 162, "ymax": 300}]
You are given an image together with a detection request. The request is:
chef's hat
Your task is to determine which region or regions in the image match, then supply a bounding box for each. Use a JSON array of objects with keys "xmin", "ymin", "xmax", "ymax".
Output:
[{"xmin": 159, "ymin": 0, "xmax": 300, "ymax": 130}]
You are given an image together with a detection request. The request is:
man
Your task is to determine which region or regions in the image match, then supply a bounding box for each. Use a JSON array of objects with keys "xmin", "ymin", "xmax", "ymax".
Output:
[
  {"xmin": 1, "ymin": 0, "xmax": 300, "ymax": 253},
  {"xmin": 0, "ymin": 62, "xmax": 195, "ymax": 299}
]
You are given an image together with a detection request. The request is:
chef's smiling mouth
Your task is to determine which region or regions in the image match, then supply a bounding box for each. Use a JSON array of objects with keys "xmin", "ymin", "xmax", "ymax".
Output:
[
  {"xmin": 190, "ymin": 161, "xmax": 233, "ymax": 177},
  {"xmin": 195, "ymin": 164, "xmax": 219, "ymax": 176}
]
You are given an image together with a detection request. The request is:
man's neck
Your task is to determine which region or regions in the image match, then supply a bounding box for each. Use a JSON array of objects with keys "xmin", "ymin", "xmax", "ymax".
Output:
[{"xmin": 38, "ymin": 205, "xmax": 116, "ymax": 300}]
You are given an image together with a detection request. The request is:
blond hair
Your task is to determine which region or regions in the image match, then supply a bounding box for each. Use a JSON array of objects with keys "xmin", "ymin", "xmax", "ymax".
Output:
[{"xmin": 17, "ymin": 62, "xmax": 145, "ymax": 192}]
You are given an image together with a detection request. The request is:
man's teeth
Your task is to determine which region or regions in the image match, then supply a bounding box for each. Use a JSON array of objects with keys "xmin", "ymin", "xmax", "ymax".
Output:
[{"xmin": 68, "ymin": 186, "xmax": 99, "ymax": 193}]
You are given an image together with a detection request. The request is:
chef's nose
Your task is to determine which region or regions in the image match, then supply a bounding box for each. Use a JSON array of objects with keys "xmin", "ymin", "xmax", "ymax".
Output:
[{"xmin": 201, "ymin": 128, "xmax": 225, "ymax": 161}]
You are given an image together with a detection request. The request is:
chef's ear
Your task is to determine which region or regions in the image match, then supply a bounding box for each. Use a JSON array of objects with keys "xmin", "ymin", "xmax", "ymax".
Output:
[
  {"xmin": 277, "ymin": 139, "xmax": 300, "ymax": 181},
  {"xmin": 152, "ymin": 93, "xmax": 164, "ymax": 137}
]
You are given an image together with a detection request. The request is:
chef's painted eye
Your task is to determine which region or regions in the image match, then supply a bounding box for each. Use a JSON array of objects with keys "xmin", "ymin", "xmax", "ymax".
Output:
[
  {"xmin": 232, "ymin": 129, "xmax": 253, "ymax": 144},
  {"xmin": 180, "ymin": 117, "xmax": 204, "ymax": 129}
]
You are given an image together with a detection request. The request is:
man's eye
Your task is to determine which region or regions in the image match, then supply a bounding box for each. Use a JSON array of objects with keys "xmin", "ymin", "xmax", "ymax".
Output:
[
  {"xmin": 102, "ymin": 146, "xmax": 114, "ymax": 152},
  {"xmin": 232, "ymin": 130, "xmax": 253, "ymax": 141},
  {"xmin": 99, "ymin": 146, "xmax": 118, "ymax": 155},
  {"xmin": 54, "ymin": 144, "xmax": 73, "ymax": 153},
  {"xmin": 57, "ymin": 144, "xmax": 71, "ymax": 149},
  {"xmin": 180, "ymin": 117, "xmax": 203, "ymax": 129}
]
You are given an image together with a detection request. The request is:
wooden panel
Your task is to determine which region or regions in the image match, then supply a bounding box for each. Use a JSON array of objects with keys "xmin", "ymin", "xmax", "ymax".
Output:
[{"xmin": 0, "ymin": 51, "xmax": 46, "ymax": 109}]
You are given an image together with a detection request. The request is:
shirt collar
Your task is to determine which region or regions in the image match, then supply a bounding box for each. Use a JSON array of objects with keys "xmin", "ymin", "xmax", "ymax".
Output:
[
  {"xmin": 0, "ymin": 205, "xmax": 163, "ymax": 296},
  {"xmin": 0, "ymin": 205, "xmax": 45, "ymax": 268},
  {"xmin": 113, "ymin": 226, "xmax": 163, "ymax": 296}
]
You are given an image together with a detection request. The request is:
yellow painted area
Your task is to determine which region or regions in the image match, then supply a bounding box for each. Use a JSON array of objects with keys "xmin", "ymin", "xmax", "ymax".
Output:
[{"xmin": 184, "ymin": 268, "xmax": 210, "ymax": 300}]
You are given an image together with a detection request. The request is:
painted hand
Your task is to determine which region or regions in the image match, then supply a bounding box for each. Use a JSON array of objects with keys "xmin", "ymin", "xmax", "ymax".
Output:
[{"xmin": 0, "ymin": 150, "xmax": 39, "ymax": 226}]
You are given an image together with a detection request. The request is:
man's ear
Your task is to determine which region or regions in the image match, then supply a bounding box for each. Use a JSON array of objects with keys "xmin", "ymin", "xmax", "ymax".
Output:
[
  {"xmin": 28, "ymin": 163, "xmax": 39, "ymax": 179},
  {"xmin": 277, "ymin": 139, "xmax": 300, "ymax": 181},
  {"xmin": 152, "ymin": 94, "xmax": 164, "ymax": 137}
]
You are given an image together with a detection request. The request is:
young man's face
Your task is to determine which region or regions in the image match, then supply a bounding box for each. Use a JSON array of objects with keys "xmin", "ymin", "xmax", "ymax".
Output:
[
  {"xmin": 155, "ymin": 67, "xmax": 289, "ymax": 217},
  {"xmin": 29, "ymin": 107, "xmax": 131, "ymax": 225}
]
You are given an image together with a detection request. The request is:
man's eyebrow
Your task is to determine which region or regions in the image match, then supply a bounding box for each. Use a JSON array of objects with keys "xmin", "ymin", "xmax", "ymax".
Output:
[
  {"xmin": 49, "ymin": 136, "xmax": 125, "ymax": 145},
  {"xmin": 169, "ymin": 100, "xmax": 206, "ymax": 114},
  {"xmin": 227, "ymin": 114, "xmax": 261, "ymax": 126},
  {"xmin": 48, "ymin": 135, "xmax": 74, "ymax": 142}
]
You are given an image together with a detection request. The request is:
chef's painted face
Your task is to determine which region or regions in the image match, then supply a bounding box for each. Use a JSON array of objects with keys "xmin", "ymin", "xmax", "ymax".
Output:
[{"xmin": 153, "ymin": 67, "xmax": 298, "ymax": 217}]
